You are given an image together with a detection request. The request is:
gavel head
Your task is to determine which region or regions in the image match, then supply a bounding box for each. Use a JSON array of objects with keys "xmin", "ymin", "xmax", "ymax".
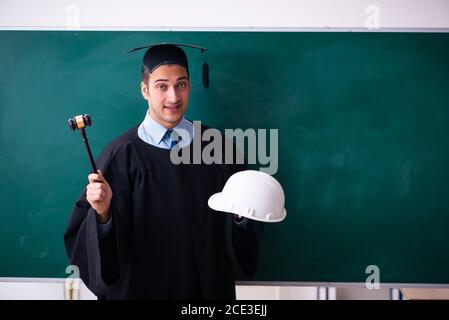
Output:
[{"xmin": 68, "ymin": 114, "xmax": 92, "ymax": 131}]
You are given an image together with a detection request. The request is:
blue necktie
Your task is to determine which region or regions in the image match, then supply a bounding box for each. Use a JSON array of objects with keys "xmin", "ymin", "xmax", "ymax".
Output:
[{"xmin": 165, "ymin": 129, "xmax": 180, "ymax": 149}]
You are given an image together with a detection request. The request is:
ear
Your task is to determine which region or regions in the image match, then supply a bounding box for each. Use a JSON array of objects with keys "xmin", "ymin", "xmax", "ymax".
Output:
[{"xmin": 141, "ymin": 81, "xmax": 150, "ymax": 100}]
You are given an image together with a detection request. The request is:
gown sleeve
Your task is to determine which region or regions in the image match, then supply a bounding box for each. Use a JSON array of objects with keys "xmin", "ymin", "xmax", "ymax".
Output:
[{"xmin": 63, "ymin": 143, "xmax": 132, "ymax": 296}]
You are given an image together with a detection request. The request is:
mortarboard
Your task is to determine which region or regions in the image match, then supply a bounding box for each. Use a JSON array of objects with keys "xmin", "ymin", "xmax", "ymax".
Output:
[{"xmin": 126, "ymin": 43, "xmax": 209, "ymax": 88}]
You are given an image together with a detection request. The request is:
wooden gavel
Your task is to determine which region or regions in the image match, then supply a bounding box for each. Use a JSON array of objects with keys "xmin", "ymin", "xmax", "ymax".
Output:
[{"xmin": 67, "ymin": 114, "xmax": 98, "ymax": 173}]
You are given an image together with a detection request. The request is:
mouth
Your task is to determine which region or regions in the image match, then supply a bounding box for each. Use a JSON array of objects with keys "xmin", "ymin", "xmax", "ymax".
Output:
[{"xmin": 164, "ymin": 104, "xmax": 181, "ymax": 112}]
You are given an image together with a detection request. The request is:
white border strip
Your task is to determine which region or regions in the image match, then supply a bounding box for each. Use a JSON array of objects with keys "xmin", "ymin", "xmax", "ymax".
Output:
[
  {"xmin": 0, "ymin": 27, "xmax": 449, "ymax": 33},
  {"xmin": 1, "ymin": 278, "xmax": 448, "ymax": 288}
]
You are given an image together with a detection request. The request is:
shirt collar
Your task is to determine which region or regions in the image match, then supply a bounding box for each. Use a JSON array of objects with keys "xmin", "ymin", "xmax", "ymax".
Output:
[
  {"xmin": 141, "ymin": 112, "xmax": 166, "ymax": 145},
  {"xmin": 141, "ymin": 111, "xmax": 193, "ymax": 146}
]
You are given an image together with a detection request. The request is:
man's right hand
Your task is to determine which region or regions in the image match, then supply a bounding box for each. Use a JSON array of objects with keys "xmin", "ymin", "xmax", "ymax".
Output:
[{"xmin": 86, "ymin": 170, "xmax": 113, "ymax": 223}]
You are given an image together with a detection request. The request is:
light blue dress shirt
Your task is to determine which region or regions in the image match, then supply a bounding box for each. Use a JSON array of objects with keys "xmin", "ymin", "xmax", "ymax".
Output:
[{"xmin": 137, "ymin": 112, "xmax": 194, "ymax": 149}]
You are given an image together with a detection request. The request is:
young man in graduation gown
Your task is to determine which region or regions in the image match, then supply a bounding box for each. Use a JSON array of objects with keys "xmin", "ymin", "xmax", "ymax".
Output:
[{"xmin": 64, "ymin": 44, "xmax": 259, "ymax": 299}]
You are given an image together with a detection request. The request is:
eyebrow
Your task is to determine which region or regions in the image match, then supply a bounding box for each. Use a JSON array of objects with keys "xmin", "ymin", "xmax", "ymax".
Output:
[{"xmin": 154, "ymin": 76, "xmax": 188, "ymax": 83}]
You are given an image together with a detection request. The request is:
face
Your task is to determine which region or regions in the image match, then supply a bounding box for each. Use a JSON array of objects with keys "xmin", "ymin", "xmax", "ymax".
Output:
[{"xmin": 141, "ymin": 64, "xmax": 190, "ymax": 129}]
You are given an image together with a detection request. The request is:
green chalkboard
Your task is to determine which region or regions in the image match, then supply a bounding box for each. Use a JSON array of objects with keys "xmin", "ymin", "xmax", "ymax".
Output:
[{"xmin": 1, "ymin": 31, "xmax": 449, "ymax": 285}]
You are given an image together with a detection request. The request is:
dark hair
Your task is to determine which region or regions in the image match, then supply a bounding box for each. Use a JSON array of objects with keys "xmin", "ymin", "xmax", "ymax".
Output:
[{"xmin": 141, "ymin": 64, "xmax": 151, "ymax": 83}]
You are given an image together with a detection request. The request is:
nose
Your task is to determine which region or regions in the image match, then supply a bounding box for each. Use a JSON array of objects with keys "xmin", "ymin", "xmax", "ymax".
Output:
[{"xmin": 165, "ymin": 86, "xmax": 179, "ymax": 104}]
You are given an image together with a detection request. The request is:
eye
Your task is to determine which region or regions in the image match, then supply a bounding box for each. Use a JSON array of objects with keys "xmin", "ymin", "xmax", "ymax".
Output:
[
  {"xmin": 176, "ymin": 82, "xmax": 187, "ymax": 89},
  {"xmin": 156, "ymin": 84, "xmax": 167, "ymax": 91}
]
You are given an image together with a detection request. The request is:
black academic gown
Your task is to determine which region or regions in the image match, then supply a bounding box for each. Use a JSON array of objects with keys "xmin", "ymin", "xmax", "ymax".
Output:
[{"xmin": 64, "ymin": 125, "xmax": 258, "ymax": 299}]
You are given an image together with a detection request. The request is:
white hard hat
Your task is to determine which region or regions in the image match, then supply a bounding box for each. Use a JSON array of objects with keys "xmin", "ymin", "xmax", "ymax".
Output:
[{"xmin": 208, "ymin": 170, "xmax": 287, "ymax": 223}]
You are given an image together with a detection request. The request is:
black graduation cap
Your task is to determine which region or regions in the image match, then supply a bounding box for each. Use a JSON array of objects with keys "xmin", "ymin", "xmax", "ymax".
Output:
[{"xmin": 125, "ymin": 43, "xmax": 209, "ymax": 88}]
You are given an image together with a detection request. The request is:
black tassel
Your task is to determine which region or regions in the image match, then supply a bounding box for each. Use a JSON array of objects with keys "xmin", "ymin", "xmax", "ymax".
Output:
[{"xmin": 202, "ymin": 62, "xmax": 209, "ymax": 89}]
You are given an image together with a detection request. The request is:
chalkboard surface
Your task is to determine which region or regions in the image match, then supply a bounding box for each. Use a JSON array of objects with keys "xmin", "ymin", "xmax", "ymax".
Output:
[{"xmin": 1, "ymin": 31, "xmax": 448, "ymax": 284}]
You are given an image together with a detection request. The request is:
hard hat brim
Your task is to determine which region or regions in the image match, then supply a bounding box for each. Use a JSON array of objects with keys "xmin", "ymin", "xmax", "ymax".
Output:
[{"xmin": 208, "ymin": 192, "xmax": 287, "ymax": 223}]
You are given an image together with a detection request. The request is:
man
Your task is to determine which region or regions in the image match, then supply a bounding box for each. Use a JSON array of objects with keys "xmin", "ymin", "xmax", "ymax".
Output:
[{"xmin": 64, "ymin": 44, "xmax": 258, "ymax": 299}]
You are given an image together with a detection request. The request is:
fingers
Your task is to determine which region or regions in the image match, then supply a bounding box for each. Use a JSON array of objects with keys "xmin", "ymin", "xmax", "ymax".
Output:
[
  {"xmin": 88, "ymin": 170, "xmax": 110, "ymax": 187},
  {"xmin": 86, "ymin": 188, "xmax": 106, "ymax": 202},
  {"xmin": 88, "ymin": 188, "xmax": 106, "ymax": 196},
  {"xmin": 87, "ymin": 186, "xmax": 106, "ymax": 195},
  {"xmin": 86, "ymin": 182, "xmax": 106, "ymax": 190},
  {"xmin": 87, "ymin": 172, "xmax": 109, "ymax": 194},
  {"xmin": 88, "ymin": 172, "xmax": 102, "ymax": 184},
  {"xmin": 87, "ymin": 194, "xmax": 104, "ymax": 203},
  {"xmin": 87, "ymin": 195, "xmax": 104, "ymax": 203},
  {"xmin": 86, "ymin": 170, "xmax": 112, "ymax": 209}
]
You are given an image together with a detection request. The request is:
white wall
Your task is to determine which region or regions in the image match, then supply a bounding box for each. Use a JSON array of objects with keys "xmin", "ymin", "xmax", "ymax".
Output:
[
  {"xmin": 1, "ymin": 0, "xmax": 448, "ymax": 30},
  {"xmin": 0, "ymin": 279, "xmax": 96, "ymax": 300}
]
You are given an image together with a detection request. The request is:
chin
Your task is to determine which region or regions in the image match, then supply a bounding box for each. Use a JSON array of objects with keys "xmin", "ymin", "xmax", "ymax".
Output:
[{"xmin": 163, "ymin": 115, "xmax": 183, "ymax": 126}]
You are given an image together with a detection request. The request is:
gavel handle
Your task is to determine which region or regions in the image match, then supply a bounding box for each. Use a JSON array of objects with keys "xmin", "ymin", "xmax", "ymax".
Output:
[{"xmin": 80, "ymin": 128, "xmax": 98, "ymax": 173}]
